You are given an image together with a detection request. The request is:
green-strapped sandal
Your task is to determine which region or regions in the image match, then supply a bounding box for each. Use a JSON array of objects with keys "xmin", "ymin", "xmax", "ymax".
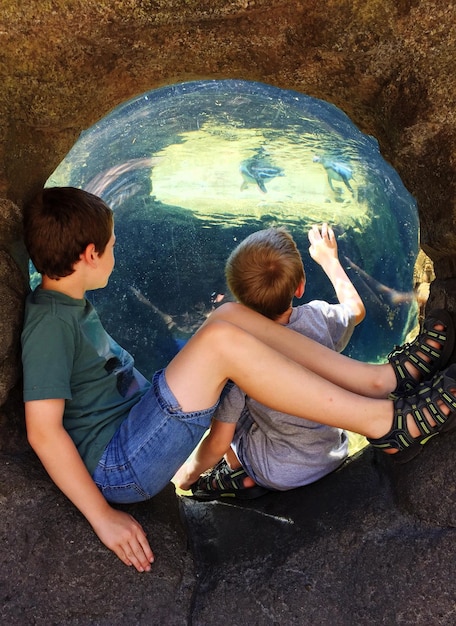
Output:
[
  {"xmin": 190, "ymin": 459, "xmax": 270, "ymax": 501},
  {"xmin": 368, "ymin": 363, "xmax": 456, "ymax": 463},
  {"xmin": 388, "ymin": 309, "xmax": 455, "ymax": 397}
]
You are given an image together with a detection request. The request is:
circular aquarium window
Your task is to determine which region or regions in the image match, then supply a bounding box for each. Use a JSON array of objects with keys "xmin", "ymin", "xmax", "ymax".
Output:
[{"xmin": 45, "ymin": 79, "xmax": 419, "ymax": 376}]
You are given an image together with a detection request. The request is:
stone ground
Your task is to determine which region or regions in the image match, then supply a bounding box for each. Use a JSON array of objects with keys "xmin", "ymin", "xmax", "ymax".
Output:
[{"xmin": 2, "ymin": 441, "xmax": 456, "ymax": 626}]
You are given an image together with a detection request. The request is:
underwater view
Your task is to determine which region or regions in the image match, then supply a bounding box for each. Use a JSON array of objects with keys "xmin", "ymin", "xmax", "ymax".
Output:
[{"xmin": 44, "ymin": 79, "xmax": 419, "ymax": 378}]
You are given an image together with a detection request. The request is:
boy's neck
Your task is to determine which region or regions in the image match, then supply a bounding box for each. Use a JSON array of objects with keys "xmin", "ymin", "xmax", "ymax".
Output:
[
  {"xmin": 275, "ymin": 307, "xmax": 293, "ymax": 325},
  {"xmin": 41, "ymin": 274, "xmax": 86, "ymax": 300}
]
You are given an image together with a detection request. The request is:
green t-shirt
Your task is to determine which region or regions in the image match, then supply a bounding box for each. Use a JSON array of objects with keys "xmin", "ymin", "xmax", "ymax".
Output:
[{"xmin": 21, "ymin": 288, "xmax": 150, "ymax": 474}]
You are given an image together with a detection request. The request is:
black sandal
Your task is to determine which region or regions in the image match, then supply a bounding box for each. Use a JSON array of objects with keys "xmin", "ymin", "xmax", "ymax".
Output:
[
  {"xmin": 388, "ymin": 309, "xmax": 455, "ymax": 397},
  {"xmin": 190, "ymin": 459, "xmax": 270, "ymax": 501},
  {"xmin": 368, "ymin": 363, "xmax": 456, "ymax": 463}
]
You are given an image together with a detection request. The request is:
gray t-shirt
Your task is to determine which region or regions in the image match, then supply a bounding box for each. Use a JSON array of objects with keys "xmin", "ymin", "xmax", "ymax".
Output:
[
  {"xmin": 22, "ymin": 288, "xmax": 150, "ymax": 474},
  {"xmin": 214, "ymin": 300, "xmax": 355, "ymax": 490}
]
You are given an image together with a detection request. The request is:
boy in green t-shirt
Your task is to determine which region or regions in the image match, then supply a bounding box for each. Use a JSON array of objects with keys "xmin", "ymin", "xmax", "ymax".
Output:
[{"xmin": 22, "ymin": 186, "xmax": 456, "ymax": 572}]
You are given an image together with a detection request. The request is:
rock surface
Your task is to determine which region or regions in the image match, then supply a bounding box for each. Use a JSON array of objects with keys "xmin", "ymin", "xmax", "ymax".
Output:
[
  {"xmin": 2, "ymin": 442, "xmax": 456, "ymax": 625},
  {"xmin": 1, "ymin": 1, "xmax": 456, "ymax": 624},
  {"xmin": 0, "ymin": 452, "xmax": 195, "ymax": 625},
  {"xmin": 181, "ymin": 444, "xmax": 456, "ymax": 625}
]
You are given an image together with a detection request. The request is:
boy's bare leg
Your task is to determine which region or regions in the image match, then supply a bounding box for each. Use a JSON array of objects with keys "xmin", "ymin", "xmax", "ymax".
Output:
[
  {"xmin": 207, "ymin": 303, "xmax": 446, "ymax": 399},
  {"xmin": 165, "ymin": 319, "xmax": 394, "ymax": 440},
  {"xmin": 224, "ymin": 448, "xmax": 256, "ymax": 487},
  {"xmin": 225, "ymin": 447, "xmax": 241, "ymax": 469}
]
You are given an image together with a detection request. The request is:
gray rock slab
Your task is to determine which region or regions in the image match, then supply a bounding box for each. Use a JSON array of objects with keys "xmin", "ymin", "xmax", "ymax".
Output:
[
  {"xmin": 179, "ymin": 446, "xmax": 456, "ymax": 626},
  {"xmin": 0, "ymin": 452, "xmax": 194, "ymax": 625},
  {"xmin": 3, "ymin": 438, "xmax": 456, "ymax": 625}
]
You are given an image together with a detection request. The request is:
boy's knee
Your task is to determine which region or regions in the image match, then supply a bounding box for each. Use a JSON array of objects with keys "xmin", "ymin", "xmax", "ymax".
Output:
[
  {"xmin": 199, "ymin": 318, "xmax": 234, "ymax": 339},
  {"xmin": 208, "ymin": 301, "xmax": 242, "ymax": 323},
  {"xmin": 197, "ymin": 319, "xmax": 243, "ymax": 355}
]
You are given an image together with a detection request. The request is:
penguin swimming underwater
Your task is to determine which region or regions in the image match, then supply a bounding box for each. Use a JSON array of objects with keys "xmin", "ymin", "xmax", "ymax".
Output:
[
  {"xmin": 239, "ymin": 154, "xmax": 284, "ymax": 193},
  {"xmin": 313, "ymin": 155, "xmax": 354, "ymax": 195}
]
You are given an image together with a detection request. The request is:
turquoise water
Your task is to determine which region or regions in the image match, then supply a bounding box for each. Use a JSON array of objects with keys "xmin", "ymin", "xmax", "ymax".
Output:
[{"xmin": 45, "ymin": 80, "xmax": 419, "ymax": 377}]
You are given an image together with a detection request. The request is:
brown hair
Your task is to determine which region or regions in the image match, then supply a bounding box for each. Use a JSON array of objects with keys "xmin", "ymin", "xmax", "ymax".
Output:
[
  {"xmin": 225, "ymin": 227, "xmax": 305, "ymax": 320},
  {"xmin": 24, "ymin": 187, "xmax": 113, "ymax": 279}
]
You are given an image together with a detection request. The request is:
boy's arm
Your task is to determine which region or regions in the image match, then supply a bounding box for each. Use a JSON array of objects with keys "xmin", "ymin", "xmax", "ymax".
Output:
[
  {"xmin": 173, "ymin": 419, "xmax": 236, "ymax": 490},
  {"xmin": 308, "ymin": 223, "xmax": 366, "ymax": 325},
  {"xmin": 25, "ymin": 399, "xmax": 154, "ymax": 572}
]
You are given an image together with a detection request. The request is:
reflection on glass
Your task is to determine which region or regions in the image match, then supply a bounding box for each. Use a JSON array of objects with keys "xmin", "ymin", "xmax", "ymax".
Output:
[{"xmin": 45, "ymin": 79, "xmax": 419, "ymax": 375}]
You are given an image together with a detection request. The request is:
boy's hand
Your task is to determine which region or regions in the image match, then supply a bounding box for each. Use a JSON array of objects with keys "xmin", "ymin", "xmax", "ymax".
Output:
[
  {"xmin": 307, "ymin": 223, "xmax": 366, "ymax": 325},
  {"xmin": 173, "ymin": 462, "xmax": 195, "ymax": 491},
  {"xmin": 308, "ymin": 223, "xmax": 338, "ymax": 267},
  {"xmin": 172, "ymin": 421, "xmax": 236, "ymax": 492},
  {"xmin": 91, "ymin": 507, "xmax": 155, "ymax": 573}
]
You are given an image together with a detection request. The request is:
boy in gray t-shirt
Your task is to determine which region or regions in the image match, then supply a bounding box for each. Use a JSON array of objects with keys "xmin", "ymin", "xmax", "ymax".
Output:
[{"xmin": 174, "ymin": 224, "xmax": 366, "ymax": 498}]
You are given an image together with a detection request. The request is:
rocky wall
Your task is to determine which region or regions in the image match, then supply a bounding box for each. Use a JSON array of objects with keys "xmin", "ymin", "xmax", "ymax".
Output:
[
  {"xmin": 2, "ymin": 0, "xmax": 456, "ymax": 421},
  {"xmin": 1, "ymin": 2, "xmax": 456, "ymax": 624}
]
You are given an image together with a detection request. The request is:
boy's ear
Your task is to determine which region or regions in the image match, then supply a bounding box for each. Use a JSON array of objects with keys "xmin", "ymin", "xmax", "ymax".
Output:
[
  {"xmin": 294, "ymin": 279, "xmax": 305, "ymax": 299},
  {"xmin": 81, "ymin": 243, "xmax": 98, "ymax": 266}
]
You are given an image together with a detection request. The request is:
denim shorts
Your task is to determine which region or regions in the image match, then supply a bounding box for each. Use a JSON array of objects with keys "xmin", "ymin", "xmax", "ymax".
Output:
[{"xmin": 92, "ymin": 369, "xmax": 217, "ymax": 504}]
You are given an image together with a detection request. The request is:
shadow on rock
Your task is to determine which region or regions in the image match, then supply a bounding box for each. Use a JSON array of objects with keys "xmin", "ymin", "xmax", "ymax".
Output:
[{"xmin": 179, "ymin": 442, "xmax": 456, "ymax": 626}]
